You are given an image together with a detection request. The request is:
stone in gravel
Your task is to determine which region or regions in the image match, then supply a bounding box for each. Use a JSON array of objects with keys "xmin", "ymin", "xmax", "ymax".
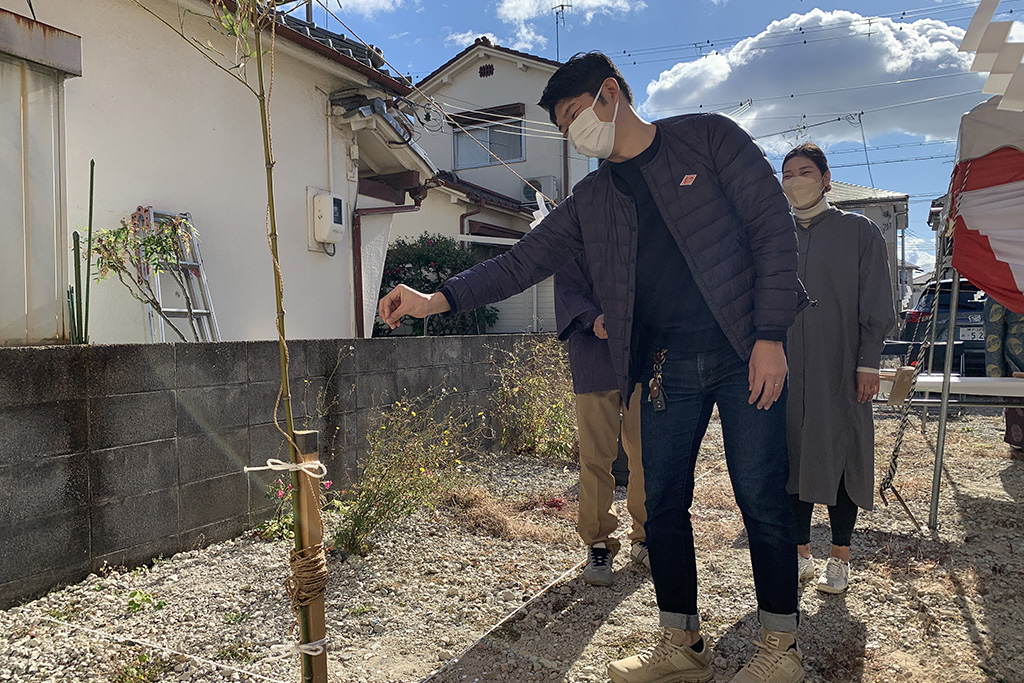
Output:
[{"xmin": 500, "ymin": 590, "xmax": 516, "ymax": 602}]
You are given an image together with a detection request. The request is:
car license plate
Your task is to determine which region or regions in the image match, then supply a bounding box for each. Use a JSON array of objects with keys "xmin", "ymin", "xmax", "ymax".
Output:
[{"xmin": 959, "ymin": 326, "xmax": 985, "ymax": 341}]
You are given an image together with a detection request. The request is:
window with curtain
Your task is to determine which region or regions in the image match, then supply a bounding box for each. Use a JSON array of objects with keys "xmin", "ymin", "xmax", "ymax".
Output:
[{"xmin": 0, "ymin": 53, "xmax": 65, "ymax": 344}]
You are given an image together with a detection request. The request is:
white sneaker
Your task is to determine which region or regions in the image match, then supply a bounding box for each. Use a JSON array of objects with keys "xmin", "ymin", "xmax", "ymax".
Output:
[
  {"xmin": 797, "ymin": 554, "xmax": 815, "ymax": 582},
  {"xmin": 816, "ymin": 557, "xmax": 850, "ymax": 594}
]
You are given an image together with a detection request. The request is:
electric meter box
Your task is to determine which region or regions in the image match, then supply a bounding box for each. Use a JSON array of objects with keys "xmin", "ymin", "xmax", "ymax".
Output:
[{"xmin": 313, "ymin": 193, "xmax": 346, "ymax": 243}]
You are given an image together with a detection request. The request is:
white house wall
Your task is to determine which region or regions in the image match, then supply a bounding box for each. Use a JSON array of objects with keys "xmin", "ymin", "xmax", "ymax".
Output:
[
  {"xmin": 0, "ymin": 0, "xmax": 372, "ymax": 343},
  {"xmin": 415, "ymin": 53, "xmax": 590, "ymax": 202}
]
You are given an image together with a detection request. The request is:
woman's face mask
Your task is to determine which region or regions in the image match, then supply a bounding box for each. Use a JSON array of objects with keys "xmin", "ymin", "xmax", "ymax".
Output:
[
  {"xmin": 782, "ymin": 175, "xmax": 825, "ymax": 210},
  {"xmin": 567, "ymin": 91, "xmax": 619, "ymax": 159}
]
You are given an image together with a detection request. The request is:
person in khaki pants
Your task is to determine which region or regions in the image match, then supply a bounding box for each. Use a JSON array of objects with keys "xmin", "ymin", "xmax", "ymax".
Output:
[{"xmin": 556, "ymin": 255, "xmax": 647, "ymax": 586}]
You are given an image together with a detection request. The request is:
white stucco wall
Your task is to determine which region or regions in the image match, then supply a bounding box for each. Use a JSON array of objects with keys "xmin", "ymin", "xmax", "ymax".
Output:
[
  {"xmin": 0, "ymin": 0, "xmax": 381, "ymax": 343},
  {"xmin": 413, "ymin": 48, "xmax": 590, "ymax": 203}
]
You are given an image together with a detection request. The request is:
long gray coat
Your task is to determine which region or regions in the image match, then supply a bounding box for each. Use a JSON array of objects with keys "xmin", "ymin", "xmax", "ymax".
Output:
[{"xmin": 786, "ymin": 207, "xmax": 895, "ymax": 510}]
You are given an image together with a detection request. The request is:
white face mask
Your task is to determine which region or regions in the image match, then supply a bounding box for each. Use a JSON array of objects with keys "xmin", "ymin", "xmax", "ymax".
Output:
[
  {"xmin": 567, "ymin": 91, "xmax": 619, "ymax": 159},
  {"xmin": 782, "ymin": 175, "xmax": 825, "ymax": 210}
]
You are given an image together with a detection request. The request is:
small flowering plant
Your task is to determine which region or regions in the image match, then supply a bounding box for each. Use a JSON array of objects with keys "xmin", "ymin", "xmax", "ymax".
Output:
[{"xmin": 253, "ymin": 476, "xmax": 335, "ymax": 542}]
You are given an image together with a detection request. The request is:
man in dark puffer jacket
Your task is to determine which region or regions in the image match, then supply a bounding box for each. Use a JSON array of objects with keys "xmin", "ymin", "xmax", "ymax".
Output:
[{"xmin": 380, "ymin": 52, "xmax": 808, "ymax": 683}]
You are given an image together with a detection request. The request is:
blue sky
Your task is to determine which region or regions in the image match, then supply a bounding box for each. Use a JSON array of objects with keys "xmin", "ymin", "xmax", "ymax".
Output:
[{"xmin": 302, "ymin": 0, "xmax": 1024, "ymax": 267}]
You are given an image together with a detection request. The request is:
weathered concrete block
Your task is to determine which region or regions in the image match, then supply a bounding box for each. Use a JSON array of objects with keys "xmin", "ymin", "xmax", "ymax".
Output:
[
  {"xmin": 91, "ymin": 488, "xmax": 178, "ymax": 557},
  {"xmin": 248, "ymin": 422, "xmax": 290, "ymax": 471},
  {"xmin": 178, "ymin": 427, "xmax": 249, "ymax": 484},
  {"xmin": 356, "ymin": 372, "xmax": 398, "ymax": 409},
  {"xmin": 0, "ymin": 400, "xmax": 88, "ymax": 465},
  {"xmin": 176, "ymin": 385, "xmax": 248, "ymax": 435},
  {"xmin": 93, "ymin": 534, "xmax": 182, "ymax": 574},
  {"xmin": 246, "ymin": 340, "xmax": 306, "ymax": 383},
  {"xmin": 179, "ymin": 515, "xmax": 247, "ymax": 551},
  {"xmin": 175, "ymin": 342, "xmax": 247, "ymax": 388},
  {"xmin": 85, "ymin": 344, "xmax": 175, "ymax": 397},
  {"xmin": 0, "ymin": 509, "xmax": 89, "ymax": 585},
  {"xmin": 89, "ymin": 391, "xmax": 175, "ymax": 450},
  {"xmin": 307, "ymin": 338, "xmax": 357, "ymax": 378},
  {"xmin": 179, "ymin": 473, "xmax": 247, "ymax": 533},
  {"xmin": 0, "ymin": 563, "xmax": 90, "ymax": 610},
  {"xmin": 356, "ymin": 337, "xmax": 400, "ymax": 374},
  {"xmin": 0, "ymin": 345, "xmax": 86, "ymax": 407},
  {"xmin": 90, "ymin": 440, "xmax": 177, "ymax": 503},
  {"xmin": 0, "ymin": 453, "xmax": 89, "ymax": 526}
]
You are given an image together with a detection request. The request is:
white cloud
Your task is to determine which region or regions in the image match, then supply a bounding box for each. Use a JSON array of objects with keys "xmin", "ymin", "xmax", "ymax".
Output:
[
  {"xmin": 389, "ymin": 31, "xmax": 410, "ymax": 40},
  {"xmin": 496, "ymin": 0, "xmax": 645, "ymax": 24},
  {"xmin": 492, "ymin": 0, "xmax": 642, "ymax": 55},
  {"xmin": 904, "ymin": 232, "xmax": 936, "ymax": 268},
  {"xmin": 642, "ymin": 9, "xmax": 990, "ymax": 147},
  {"xmin": 335, "ymin": 0, "xmax": 403, "ymax": 18},
  {"xmin": 444, "ymin": 30, "xmax": 499, "ymax": 49}
]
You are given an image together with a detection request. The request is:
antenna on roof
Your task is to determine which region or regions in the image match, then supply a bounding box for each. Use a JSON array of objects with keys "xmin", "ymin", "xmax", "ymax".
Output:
[
  {"xmin": 306, "ymin": 0, "xmax": 313, "ymax": 24},
  {"xmin": 553, "ymin": 3, "xmax": 571, "ymax": 61}
]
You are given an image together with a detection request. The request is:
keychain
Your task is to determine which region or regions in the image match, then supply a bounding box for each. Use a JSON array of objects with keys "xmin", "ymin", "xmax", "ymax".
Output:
[{"xmin": 648, "ymin": 349, "xmax": 668, "ymax": 412}]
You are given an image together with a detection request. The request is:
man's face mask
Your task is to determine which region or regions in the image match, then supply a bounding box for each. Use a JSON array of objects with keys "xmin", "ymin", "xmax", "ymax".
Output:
[
  {"xmin": 782, "ymin": 175, "xmax": 825, "ymax": 210},
  {"xmin": 567, "ymin": 90, "xmax": 619, "ymax": 159}
]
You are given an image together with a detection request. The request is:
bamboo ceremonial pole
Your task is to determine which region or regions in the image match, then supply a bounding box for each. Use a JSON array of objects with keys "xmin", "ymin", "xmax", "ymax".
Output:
[{"xmin": 253, "ymin": 23, "xmax": 316, "ymax": 682}]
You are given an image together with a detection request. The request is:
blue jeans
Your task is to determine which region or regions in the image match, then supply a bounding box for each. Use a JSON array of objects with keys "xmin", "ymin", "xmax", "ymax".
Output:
[{"xmin": 639, "ymin": 345, "xmax": 799, "ymax": 633}]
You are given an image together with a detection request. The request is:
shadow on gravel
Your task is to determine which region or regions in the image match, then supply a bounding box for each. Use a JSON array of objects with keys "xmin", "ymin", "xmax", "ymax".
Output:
[
  {"xmin": 424, "ymin": 563, "xmax": 649, "ymax": 682},
  {"xmin": 710, "ymin": 604, "xmax": 866, "ymax": 683},
  {"xmin": 946, "ymin": 452, "xmax": 1024, "ymax": 683}
]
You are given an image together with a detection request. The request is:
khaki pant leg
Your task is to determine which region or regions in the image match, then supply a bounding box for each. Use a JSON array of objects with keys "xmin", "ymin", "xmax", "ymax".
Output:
[
  {"xmin": 575, "ymin": 390, "xmax": 623, "ymax": 555},
  {"xmin": 621, "ymin": 383, "xmax": 647, "ymax": 542}
]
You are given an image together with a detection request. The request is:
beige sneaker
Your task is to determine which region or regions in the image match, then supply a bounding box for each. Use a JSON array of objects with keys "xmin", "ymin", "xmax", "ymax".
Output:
[
  {"xmin": 608, "ymin": 629, "xmax": 713, "ymax": 683},
  {"xmin": 630, "ymin": 541, "xmax": 651, "ymax": 569},
  {"xmin": 730, "ymin": 628, "xmax": 803, "ymax": 683},
  {"xmin": 797, "ymin": 554, "xmax": 815, "ymax": 582},
  {"xmin": 816, "ymin": 557, "xmax": 850, "ymax": 594}
]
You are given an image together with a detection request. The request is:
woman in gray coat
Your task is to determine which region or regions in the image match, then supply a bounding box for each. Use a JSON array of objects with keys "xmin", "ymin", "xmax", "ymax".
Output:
[{"xmin": 781, "ymin": 143, "xmax": 895, "ymax": 594}]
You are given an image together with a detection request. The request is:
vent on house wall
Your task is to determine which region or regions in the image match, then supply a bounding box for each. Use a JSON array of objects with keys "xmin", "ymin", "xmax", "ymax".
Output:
[{"xmin": 523, "ymin": 176, "xmax": 559, "ymax": 205}]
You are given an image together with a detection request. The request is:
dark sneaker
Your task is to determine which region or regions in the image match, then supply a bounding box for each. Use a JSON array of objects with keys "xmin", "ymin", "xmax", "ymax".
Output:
[{"xmin": 582, "ymin": 542, "xmax": 613, "ymax": 586}]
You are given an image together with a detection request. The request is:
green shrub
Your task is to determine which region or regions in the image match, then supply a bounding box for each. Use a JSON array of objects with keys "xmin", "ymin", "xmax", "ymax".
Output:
[
  {"xmin": 374, "ymin": 232, "xmax": 498, "ymax": 336},
  {"xmin": 331, "ymin": 388, "xmax": 479, "ymax": 556},
  {"xmin": 491, "ymin": 336, "xmax": 577, "ymax": 461}
]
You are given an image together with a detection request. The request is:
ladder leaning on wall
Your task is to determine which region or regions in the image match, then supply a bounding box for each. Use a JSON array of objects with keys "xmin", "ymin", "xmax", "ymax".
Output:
[{"xmin": 132, "ymin": 206, "xmax": 221, "ymax": 343}]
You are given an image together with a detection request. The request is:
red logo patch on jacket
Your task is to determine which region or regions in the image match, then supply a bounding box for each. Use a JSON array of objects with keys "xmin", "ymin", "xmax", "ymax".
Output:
[{"xmin": 680, "ymin": 174, "xmax": 697, "ymax": 186}]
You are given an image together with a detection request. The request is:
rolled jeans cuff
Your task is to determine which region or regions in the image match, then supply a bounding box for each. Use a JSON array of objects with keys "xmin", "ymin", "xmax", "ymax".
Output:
[
  {"xmin": 759, "ymin": 609, "xmax": 799, "ymax": 633},
  {"xmin": 659, "ymin": 611, "xmax": 700, "ymax": 631}
]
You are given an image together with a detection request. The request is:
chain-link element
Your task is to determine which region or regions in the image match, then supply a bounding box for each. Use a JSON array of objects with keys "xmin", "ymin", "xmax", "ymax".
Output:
[{"xmin": 878, "ymin": 160, "xmax": 971, "ymax": 529}]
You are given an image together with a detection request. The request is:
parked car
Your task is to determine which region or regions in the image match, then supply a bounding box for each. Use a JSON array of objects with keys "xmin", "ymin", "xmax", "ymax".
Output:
[{"xmin": 897, "ymin": 277, "xmax": 987, "ymax": 376}]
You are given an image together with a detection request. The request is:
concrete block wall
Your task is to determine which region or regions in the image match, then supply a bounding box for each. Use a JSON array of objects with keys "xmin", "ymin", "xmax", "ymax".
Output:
[{"xmin": 0, "ymin": 335, "xmax": 529, "ymax": 608}]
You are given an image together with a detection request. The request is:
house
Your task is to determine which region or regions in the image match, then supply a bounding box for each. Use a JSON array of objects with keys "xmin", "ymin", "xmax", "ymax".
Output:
[
  {"xmin": 827, "ymin": 180, "xmax": 910, "ymax": 313},
  {"xmin": 0, "ymin": 0, "xmax": 436, "ymax": 344},
  {"xmin": 390, "ymin": 37, "xmax": 591, "ymax": 333}
]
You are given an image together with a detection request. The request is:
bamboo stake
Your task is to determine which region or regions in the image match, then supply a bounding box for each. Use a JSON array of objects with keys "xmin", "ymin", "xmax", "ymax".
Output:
[
  {"xmin": 296, "ymin": 430, "xmax": 327, "ymax": 682},
  {"xmin": 253, "ymin": 22, "xmax": 315, "ymax": 683}
]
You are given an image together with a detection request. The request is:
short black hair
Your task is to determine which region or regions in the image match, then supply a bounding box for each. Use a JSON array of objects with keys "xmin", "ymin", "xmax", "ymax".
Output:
[
  {"xmin": 537, "ymin": 51, "xmax": 633, "ymax": 125},
  {"xmin": 783, "ymin": 142, "xmax": 829, "ymax": 175}
]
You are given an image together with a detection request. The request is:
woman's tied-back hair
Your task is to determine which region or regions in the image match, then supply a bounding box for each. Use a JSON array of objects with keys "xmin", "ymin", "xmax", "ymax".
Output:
[
  {"xmin": 783, "ymin": 142, "xmax": 830, "ymax": 175},
  {"xmin": 537, "ymin": 52, "xmax": 633, "ymax": 126}
]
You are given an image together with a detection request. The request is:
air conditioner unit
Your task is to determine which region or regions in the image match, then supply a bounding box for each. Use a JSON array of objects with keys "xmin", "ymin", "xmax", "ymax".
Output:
[{"xmin": 523, "ymin": 175, "xmax": 559, "ymax": 205}]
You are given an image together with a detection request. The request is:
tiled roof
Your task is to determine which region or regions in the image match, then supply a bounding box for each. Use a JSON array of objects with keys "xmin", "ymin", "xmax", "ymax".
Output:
[
  {"xmin": 275, "ymin": 13, "xmax": 411, "ymax": 95},
  {"xmin": 417, "ymin": 36, "xmax": 561, "ymax": 89},
  {"xmin": 827, "ymin": 180, "xmax": 908, "ymax": 205},
  {"xmin": 435, "ymin": 170, "xmax": 531, "ymax": 215}
]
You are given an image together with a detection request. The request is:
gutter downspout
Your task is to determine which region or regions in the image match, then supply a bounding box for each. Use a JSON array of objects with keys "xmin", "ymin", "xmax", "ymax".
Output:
[
  {"xmin": 459, "ymin": 200, "xmax": 485, "ymax": 240},
  {"xmin": 352, "ymin": 192, "xmax": 425, "ymax": 337}
]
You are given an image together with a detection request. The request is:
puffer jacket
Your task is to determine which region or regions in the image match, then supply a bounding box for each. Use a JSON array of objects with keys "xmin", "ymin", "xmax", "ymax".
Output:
[{"xmin": 440, "ymin": 112, "xmax": 809, "ymax": 401}]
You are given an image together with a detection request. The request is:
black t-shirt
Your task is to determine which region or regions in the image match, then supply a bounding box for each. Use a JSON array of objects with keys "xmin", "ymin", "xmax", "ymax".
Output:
[{"xmin": 608, "ymin": 128, "xmax": 729, "ymax": 358}]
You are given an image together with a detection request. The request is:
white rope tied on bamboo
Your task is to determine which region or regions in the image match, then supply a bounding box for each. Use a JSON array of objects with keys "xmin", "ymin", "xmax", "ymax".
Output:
[
  {"xmin": 269, "ymin": 637, "xmax": 328, "ymax": 658},
  {"xmin": 244, "ymin": 458, "xmax": 327, "ymax": 479}
]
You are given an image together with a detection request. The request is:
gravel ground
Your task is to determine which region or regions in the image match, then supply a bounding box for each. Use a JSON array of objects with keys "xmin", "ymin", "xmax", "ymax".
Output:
[{"xmin": 2, "ymin": 409, "xmax": 1021, "ymax": 683}]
